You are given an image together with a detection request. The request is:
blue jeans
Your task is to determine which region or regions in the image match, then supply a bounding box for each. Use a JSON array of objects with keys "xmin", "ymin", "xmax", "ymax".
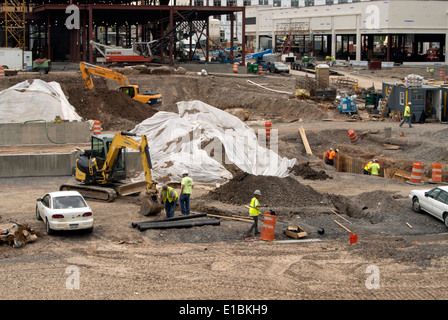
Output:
[
  {"xmin": 165, "ymin": 200, "xmax": 176, "ymax": 218},
  {"xmin": 180, "ymin": 194, "xmax": 191, "ymax": 215},
  {"xmin": 399, "ymin": 116, "xmax": 412, "ymax": 127}
]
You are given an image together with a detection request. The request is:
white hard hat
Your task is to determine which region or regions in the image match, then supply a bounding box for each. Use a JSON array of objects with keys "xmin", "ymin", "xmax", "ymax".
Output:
[
  {"xmin": 254, "ymin": 190, "xmax": 261, "ymax": 196},
  {"xmin": 408, "ymin": 102, "xmax": 412, "ymax": 105},
  {"xmin": 182, "ymin": 170, "xmax": 189, "ymax": 175}
]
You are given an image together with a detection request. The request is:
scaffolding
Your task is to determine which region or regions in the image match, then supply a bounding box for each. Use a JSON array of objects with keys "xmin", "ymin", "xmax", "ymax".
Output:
[{"xmin": 4, "ymin": 0, "xmax": 26, "ymax": 49}]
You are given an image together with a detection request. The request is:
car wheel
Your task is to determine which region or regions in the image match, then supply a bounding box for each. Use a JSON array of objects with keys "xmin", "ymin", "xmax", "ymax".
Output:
[
  {"xmin": 444, "ymin": 214, "xmax": 448, "ymax": 229},
  {"xmin": 46, "ymin": 219, "xmax": 55, "ymax": 235},
  {"xmin": 412, "ymin": 197, "xmax": 422, "ymax": 213}
]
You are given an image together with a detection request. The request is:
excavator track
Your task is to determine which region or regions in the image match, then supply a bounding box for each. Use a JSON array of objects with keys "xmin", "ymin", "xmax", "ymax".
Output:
[{"xmin": 59, "ymin": 184, "xmax": 118, "ymax": 202}]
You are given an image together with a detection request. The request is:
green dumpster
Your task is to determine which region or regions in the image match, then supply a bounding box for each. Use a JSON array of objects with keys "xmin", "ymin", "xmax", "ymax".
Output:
[
  {"xmin": 249, "ymin": 63, "xmax": 259, "ymax": 73},
  {"xmin": 366, "ymin": 93, "xmax": 376, "ymax": 107}
]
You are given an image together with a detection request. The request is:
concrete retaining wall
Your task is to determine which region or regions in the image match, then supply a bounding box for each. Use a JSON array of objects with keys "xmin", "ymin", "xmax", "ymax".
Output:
[
  {"xmin": 0, "ymin": 121, "xmax": 91, "ymax": 146},
  {"xmin": 0, "ymin": 150, "xmax": 144, "ymax": 178}
]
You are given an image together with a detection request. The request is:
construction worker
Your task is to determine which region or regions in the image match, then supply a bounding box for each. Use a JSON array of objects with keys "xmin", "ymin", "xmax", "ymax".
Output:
[
  {"xmin": 331, "ymin": 54, "xmax": 336, "ymax": 66},
  {"xmin": 370, "ymin": 159, "xmax": 381, "ymax": 176},
  {"xmin": 324, "ymin": 148, "xmax": 333, "ymax": 165},
  {"xmin": 247, "ymin": 190, "xmax": 262, "ymax": 237},
  {"xmin": 325, "ymin": 148, "xmax": 338, "ymax": 166},
  {"xmin": 363, "ymin": 160, "xmax": 373, "ymax": 175},
  {"xmin": 180, "ymin": 169, "xmax": 194, "ymax": 215},
  {"xmin": 399, "ymin": 102, "xmax": 413, "ymax": 128},
  {"xmin": 159, "ymin": 184, "xmax": 178, "ymax": 218}
]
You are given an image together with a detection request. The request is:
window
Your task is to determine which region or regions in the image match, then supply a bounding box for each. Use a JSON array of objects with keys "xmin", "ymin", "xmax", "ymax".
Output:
[
  {"xmin": 43, "ymin": 195, "xmax": 51, "ymax": 208},
  {"xmin": 427, "ymin": 188, "xmax": 442, "ymax": 199},
  {"xmin": 400, "ymin": 92, "xmax": 405, "ymax": 105},
  {"xmin": 246, "ymin": 17, "xmax": 256, "ymax": 25},
  {"xmin": 304, "ymin": 0, "xmax": 314, "ymax": 6},
  {"xmin": 227, "ymin": 0, "xmax": 236, "ymax": 6},
  {"xmin": 437, "ymin": 191, "xmax": 448, "ymax": 205},
  {"xmin": 194, "ymin": 0, "xmax": 204, "ymax": 5},
  {"xmin": 273, "ymin": 0, "xmax": 281, "ymax": 6},
  {"xmin": 213, "ymin": 0, "xmax": 221, "ymax": 6},
  {"xmin": 291, "ymin": 0, "xmax": 299, "ymax": 7},
  {"xmin": 259, "ymin": 0, "xmax": 268, "ymax": 5},
  {"xmin": 326, "ymin": 0, "xmax": 334, "ymax": 4},
  {"xmin": 413, "ymin": 93, "xmax": 423, "ymax": 101},
  {"xmin": 243, "ymin": 0, "xmax": 251, "ymax": 5}
]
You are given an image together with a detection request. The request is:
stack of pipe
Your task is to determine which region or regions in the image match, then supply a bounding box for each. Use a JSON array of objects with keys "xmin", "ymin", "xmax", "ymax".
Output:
[{"xmin": 132, "ymin": 213, "xmax": 220, "ymax": 231}]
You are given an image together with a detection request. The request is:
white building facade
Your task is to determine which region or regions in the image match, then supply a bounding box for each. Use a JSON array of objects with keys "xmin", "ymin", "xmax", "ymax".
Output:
[{"xmin": 207, "ymin": 0, "xmax": 448, "ymax": 64}]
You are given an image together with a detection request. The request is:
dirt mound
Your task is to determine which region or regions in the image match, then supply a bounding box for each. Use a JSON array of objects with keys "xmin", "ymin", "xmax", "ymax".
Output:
[
  {"xmin": 65, "ymin": 87, "xmax": 158, "ymax": 131},
  {"xmin": 208, "ymin": 172, "xmax": 330, "ymax": 207},
  {"xmin": 290, "ymin": 162, "xmax": 332, "ymax": 180}
]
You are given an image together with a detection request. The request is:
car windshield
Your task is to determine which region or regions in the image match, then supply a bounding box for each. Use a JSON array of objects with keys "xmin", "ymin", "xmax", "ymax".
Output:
[{"xmin": 53, "ymin": 196, "xmax": 87, "ymax": 209}]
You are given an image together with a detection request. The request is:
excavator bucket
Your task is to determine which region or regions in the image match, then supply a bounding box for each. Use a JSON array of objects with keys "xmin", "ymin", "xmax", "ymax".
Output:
[
  {"xmin": 140, "ymin": 195, "xmax": 162, "ymax": 216},
  {"xmin": 117, "ymin": 181, "xmax": 147, "ymax": 196}
]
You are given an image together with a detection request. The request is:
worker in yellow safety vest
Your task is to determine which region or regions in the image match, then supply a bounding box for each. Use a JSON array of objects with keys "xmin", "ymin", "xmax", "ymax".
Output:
[
  {"xmin": 399, "ymin": 102, "xmax": 413, "ymax": 128},
  {"xmin": 363, "ymin": 160, "xmax": 373, "ymax": 175},
  {"xmin": 159, "ymin": 184, "xmax": 178, "ymax": 218},
  {"xmin": 370, "ymin": 159, "xmax": 381, "ymax": 176},
  {"xmin": 247, "ymin": 190, "xmax": 262, "ymax": 237}
]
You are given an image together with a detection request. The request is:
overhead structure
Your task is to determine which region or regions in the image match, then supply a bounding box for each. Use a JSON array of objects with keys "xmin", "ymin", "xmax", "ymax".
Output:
[
  {"xmin": 0, "ymin": 1, "xmax": 246, "ymax": 66},
  {"xmin": 4, "ymin": 0, "xmax": 26, "ymax": 49}
]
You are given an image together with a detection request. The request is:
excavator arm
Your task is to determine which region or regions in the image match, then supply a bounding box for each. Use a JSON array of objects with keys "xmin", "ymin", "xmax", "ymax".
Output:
[
  {"xmin": 79, "ymin": 61, "xmax": 131, "ymax": 89},
  {"xmin": 98, "ymin": 131, "xmax": 161, "ymax": 215}
]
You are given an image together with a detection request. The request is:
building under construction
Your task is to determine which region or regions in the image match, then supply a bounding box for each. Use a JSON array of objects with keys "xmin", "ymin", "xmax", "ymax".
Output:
[{"xmin": 0, "ymin": 0, "xmax": 246, "ymax": 66}]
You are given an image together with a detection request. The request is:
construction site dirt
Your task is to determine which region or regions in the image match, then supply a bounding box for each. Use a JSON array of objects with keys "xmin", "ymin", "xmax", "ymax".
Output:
[{"xmin": 1, "ymin": 65, "xmax": 448, "ymax": 301}]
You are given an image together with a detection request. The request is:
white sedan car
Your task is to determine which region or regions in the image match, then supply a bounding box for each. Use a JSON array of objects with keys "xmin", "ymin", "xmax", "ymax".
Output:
[
  {"xmin": 36, "ymin": 191, "xmax": 94, "ymax": 234},
  {"xmin": 409, "ymin": 186, "xmax": 448, "ymax": 228}
]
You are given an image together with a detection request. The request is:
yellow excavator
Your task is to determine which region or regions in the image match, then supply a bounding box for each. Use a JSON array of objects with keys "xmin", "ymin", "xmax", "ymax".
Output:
[
  {"xmin": 60, "ymin": 131, "xmax": 162, "ymax": 216},
  {"xmin": 79, "ymin": 61, "xmax": 162, "ymax": 107}
]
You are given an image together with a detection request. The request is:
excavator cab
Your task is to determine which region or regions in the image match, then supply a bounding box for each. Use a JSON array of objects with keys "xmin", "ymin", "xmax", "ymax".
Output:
[
  {"xmin": 119, "ymin": 86, "xmax": 136, "ymax": 99},
  {"xmin": 91, "ymin": 134, "xmax": 127, "ymax": 182}
]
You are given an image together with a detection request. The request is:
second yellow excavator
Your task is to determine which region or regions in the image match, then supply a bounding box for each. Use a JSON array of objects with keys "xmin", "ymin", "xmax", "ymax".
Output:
[
  {"xmin": 60, "ymin": 131, "xmax": 162, "ymax": 216},
  {"xmin": 79, "ymin": 61, "xmax": 162, "ymax": 107}
]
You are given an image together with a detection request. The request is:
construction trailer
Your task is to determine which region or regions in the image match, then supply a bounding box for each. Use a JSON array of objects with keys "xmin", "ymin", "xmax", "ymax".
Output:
[{"xmin": 382, "ymin": 82, "xmax": 441, "ymax": 123}]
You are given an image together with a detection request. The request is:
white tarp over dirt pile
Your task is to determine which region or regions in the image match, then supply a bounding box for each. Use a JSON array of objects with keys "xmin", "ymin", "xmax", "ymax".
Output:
[
  {"xmin": 0, "ymin": 79, "xmax": 82, "ymax": 123},
  {"xmin": 131, "ymin": 100, "xmax": 297, "ymax": 183}
]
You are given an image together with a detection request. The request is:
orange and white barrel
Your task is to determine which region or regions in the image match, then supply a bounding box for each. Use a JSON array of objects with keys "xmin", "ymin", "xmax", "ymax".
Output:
[
  {"xmin": 408, "ymin": 162, "xmax": 423, "ymax": 184},
  {"xmin": 440, "ymin": 69, "xmax": 445, "ymax": 80},
  {"xmin": 0, "ymin": 67, "xmax": 4, "ymax": 78},
  {"xmin": 265, "ymin": 121, "xmax": 272, "ymax": 137},
  {"xmin": 93, "ymin": 120, "xmax": 102, "ymax": 135},
  {"xmin": 348, "ymin": 129, "xmax": 359, "ymax": 144},
  {"xmin": 431, "ymin": 163, "xmax": 442, "ymax": 183},
  {"xmin": 260, "ymin": 212, "xmax": 277, "ymax": 241},
  {"xmin": 258, "ymin": 65, "xmax": 263, "ymax": 75},
  {"xmin": 233, "ymin": 62, "xmax": 238, "ymax": 73}
]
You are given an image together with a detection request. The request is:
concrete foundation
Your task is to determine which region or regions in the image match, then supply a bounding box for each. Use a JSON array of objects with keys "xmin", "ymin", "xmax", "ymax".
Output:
[
  {"xmin": 0, "ymin": 121, "xmax": 91, "ymax": 146},
  {"xmin": 0, "ymin": 150, "xmax": 143, "ymax": 178}
]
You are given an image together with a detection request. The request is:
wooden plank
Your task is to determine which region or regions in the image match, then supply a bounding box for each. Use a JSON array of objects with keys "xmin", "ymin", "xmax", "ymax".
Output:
[
  {"xmin": 334, "ymin": 220, "xmax": 352, "ymax": 233},
  {"xmin": 207, "ymin": 213, "xmax": 253, "ymax": 223},
  {"xmin": 331, "ymin": 210, "xmax": 351, "ymax": 223},
  {"xmin": 299, "ymin": 126, "xmax": 313, "ymax": 155}
]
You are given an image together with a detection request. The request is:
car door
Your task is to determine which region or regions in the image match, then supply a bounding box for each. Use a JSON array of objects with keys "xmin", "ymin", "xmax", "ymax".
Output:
[
  {"xmin": 420, "ymin": 188, "xmax": 441, "ymax": 213},
  {"xmin": 37, "ymin": 194, "xmax": 51, "ymax": 220},
  {"xmin": 432, "ymin": 190, "xmax": 448, "ymax": 221}
]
